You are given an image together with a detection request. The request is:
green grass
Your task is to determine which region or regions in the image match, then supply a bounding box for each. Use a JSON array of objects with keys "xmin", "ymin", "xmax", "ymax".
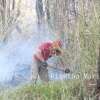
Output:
[{"xmin": 0, "ymin": 80, "xmax": 96, "ymax": 100}]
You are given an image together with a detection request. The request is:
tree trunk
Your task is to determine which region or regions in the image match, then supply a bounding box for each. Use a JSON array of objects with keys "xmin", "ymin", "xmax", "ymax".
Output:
[
  {"xmin": 0, "ymin": 0, "xmax": 21, "ymax": 42},
  {"xmin": 36, "ymin": 0, "xmax": 44, "ymax": 26},
  {"xmin": 97, "ymin": 46, "xmax": 100, "ymax": 89}
]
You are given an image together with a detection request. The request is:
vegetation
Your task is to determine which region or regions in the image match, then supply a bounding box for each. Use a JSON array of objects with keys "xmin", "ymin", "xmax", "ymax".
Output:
[
  {"xmin": 0, "ymin": 80, "xmax": 97, "ymax": 100},
  {"xmin": 0, "ymin": 0, "xmax": 100, "ymax": 99},
  {"xmin": 0, "ymin": 0, "xmax": 21, "ymax": 42}
]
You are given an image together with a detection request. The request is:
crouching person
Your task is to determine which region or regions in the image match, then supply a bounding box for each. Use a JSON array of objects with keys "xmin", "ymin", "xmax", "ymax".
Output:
[{"xmin": 31, "ymin": 40, "xmax": 70, "ymax": 83}]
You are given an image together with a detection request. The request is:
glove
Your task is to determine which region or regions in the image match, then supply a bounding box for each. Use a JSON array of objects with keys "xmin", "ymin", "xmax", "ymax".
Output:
[
  {"xmin": 42, "ymin": 61, "xmax": 48, "ymax": 68},
  {"xmin": 65, "ymin": 68, "xmax": 70, "ymax": 73}
]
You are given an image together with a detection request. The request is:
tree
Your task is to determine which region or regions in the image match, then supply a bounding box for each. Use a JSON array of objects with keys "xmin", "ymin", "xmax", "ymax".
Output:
[
  {"xmin": 36, "ymin": 0, "xmax": 44, "ymax": 26},
  {"xmin": 0, "ymin": 0, "xmax": 21, "ymax": 42},
  {"xmin": 97, "ymin": 46, "xmax": 100, "ymax": 90}
]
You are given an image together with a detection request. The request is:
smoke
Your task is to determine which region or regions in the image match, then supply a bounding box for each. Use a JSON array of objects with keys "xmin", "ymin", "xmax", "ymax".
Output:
[
  {"xmin": 0, "ymin": 18, "xmax": 55, "ymax": 83},
  {"xmin": 0, "ymin": 0, "xmax": 56, "ymax": 84}
]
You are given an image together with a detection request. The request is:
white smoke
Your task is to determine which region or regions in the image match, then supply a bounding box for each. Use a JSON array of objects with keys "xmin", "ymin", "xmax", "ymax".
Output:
[{"xmin": 0, "ymin": 0, "xmax": 59, "ymax": 84}]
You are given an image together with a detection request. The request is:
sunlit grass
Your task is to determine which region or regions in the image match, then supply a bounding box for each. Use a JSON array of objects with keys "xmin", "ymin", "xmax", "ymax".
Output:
[{"xmin": 0, "ymin": 80, "xmax": 96, "ymax": 100}]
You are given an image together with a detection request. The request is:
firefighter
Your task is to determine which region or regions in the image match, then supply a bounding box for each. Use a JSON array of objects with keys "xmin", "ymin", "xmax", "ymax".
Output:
[{"xmin": 31, "ymin": 40, "xmax": 70, "ymax": 83}]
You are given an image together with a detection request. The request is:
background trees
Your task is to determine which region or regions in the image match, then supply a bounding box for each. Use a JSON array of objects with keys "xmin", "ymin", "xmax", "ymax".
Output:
[
  {"xmin": 36, "ymin": 0, "xmax": 100, "ymax": 73},
  {"xmin": 35, "ymin": 0, "xmax": 100, "ymax": 94},
  {"xmin": 0, "ymin": 0, "xmax": 21, "ymax": 42}
]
